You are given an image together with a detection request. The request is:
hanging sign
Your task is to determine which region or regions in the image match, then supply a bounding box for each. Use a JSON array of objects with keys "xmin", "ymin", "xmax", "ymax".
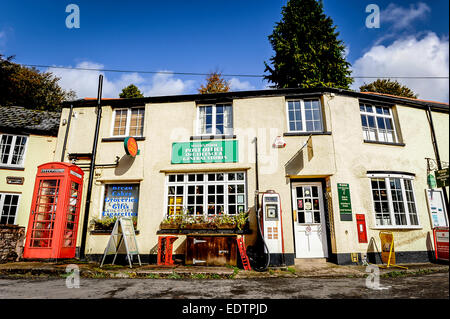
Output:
[
  {"xmin": 124, "ymin": 136, "xmax": 139, "ymax": 157},
  {"xmin": 337, "ymin": 183, "xmax": 352, "ymax": 221},
  {"xmin": 435, "ymin": 168, "xmax": 449, "ymax": 188},
  {"xmin": 171, "ymin": 140, "xmax": 238, "ymax": 164},
  {"xmin": 100, "ymin": 217, "xmax": 142, "ymax": 268},
  {"xmin": 433, "ymin": 227, "xmax": 449, "ymax": 262}
]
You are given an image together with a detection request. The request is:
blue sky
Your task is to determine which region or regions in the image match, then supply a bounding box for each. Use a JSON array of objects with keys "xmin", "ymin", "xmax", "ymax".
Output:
[{"xmin": 0, "ymin": 1, "xmax": 448, "ymax": 101}]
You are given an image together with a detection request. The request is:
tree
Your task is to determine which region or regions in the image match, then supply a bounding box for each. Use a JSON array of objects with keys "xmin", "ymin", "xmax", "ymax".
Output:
[
  {"xmin": 198, "ymin": 71, "xmax": 230, "ymax": 94},
  {"xmin": 264, "ymin": 0, "xmax": 353, "ymax": 89},
  {"xmin": 0, "ymin": 54, "xmax": 76, "ymax": 111},
  {"xmin": 359, "ymin": 79, "xmax": 418, "ymax": 99},
  {"xmin": 119, "ymin": 84, "xmax": 144, "ymax": 98}
]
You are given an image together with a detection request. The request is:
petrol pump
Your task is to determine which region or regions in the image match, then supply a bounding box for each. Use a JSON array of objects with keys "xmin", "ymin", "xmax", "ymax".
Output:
[{"xmin": 256, "ymin": 190, "xmax": 285, "ymax": 267}]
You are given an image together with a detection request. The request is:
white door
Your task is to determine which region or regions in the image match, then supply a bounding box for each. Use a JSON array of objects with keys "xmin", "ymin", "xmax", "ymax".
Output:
[{"xmin": 292, "ymin": 182, "xmax": 328, "ymax": 258}]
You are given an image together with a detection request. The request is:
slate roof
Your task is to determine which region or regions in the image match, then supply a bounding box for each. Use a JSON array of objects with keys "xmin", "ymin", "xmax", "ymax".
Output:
[{"xmin": 0, "ymin": 106, "xmax": 61, "ymax": 136}]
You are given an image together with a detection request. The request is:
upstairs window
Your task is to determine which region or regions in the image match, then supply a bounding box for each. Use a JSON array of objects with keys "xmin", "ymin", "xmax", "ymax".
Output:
[
  {"xmin": 0, "ymin": 134, "xmax": 28, "ymax": 168},
  {"xmin": 198, "ymin": 104, "xmax": 233, "ymax": 136},
  {"xmin": 112, "ymin": 108, "xmax": 145, "ymax": 137},
  {"xmin": 287, "ymin": 99, "xmax": 323, "ymax": 132},
  {"xmin": 360, "ymin": 103, "xmax": 397, "ymax": 143}
]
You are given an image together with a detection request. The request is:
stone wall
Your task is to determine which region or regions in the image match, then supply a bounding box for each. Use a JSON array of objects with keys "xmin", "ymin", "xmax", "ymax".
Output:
[{"xmin": 0, "ymin": 225, "xmax": 25, "ymax": 263}]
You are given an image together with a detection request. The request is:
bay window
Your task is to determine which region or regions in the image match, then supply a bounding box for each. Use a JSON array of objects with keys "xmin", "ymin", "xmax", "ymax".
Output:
[
  {"xmin": 369, "ymin": 174, "xmax": 419, "ymax": 227},
  {"xmin": 166, "ymin": 172, "xmax": 246, "ymax": 217}
]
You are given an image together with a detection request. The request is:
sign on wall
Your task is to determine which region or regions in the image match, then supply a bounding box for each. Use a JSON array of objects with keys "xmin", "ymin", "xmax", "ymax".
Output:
[
  {"xmin": 102, "ymin": 184, "xmax": 139, "ymax": 219},
  {"xmin": 337, "ymin": 183, "xmax": 352, "ymax": 221},
  {"xmin": 433, "ymin": 227, "xmax": 449, "ymax": 262},
  {"xmin": 171, "ymin": 140, "xmax": 238, "ymax": 164}
]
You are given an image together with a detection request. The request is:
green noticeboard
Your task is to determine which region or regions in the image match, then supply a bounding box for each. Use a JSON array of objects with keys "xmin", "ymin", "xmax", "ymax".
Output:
[
  {"xmin": 338, "ymin": 183, "xmax": 352, "ymax": 221},
  {"xmin": 172, "ymin": 140, "xmax": 238, "ymax": 164},
  {"xmin": 435, "ymin": 168, "xmax": 449, "ymax": 188}
]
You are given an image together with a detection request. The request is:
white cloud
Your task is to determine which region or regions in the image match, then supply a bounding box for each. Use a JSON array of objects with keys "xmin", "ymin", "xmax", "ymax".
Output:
[
  {"xmin": 48, "ymin": 62, "xmax": 194, "ymax": 99},
  {"xmin": 143, "ymin": 71, "xmax": 195, "ymax": 96},
  {"xmin": 229, "ymin": 77, "xmax": 255, "ymax": 91},
  {"xmin": 381, "ymin": 2, "xmax": 431, "ymax": 30},
  {"xmin": 352, "ymin": 32, "xmax": 449, "ymax": 102}
]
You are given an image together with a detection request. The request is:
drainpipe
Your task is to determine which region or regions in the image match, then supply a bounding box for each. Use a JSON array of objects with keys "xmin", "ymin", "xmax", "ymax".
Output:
[
  {"xmin": 60, "ymin": 104, "xmax": 73, "ymax": 162},
  {"xmin": 426, "ymin": 105, "xmax": 449, "ymax": 218},
  {"xmin": 79, "ymin": 75, "xmax": 103, "ymax": 259}
]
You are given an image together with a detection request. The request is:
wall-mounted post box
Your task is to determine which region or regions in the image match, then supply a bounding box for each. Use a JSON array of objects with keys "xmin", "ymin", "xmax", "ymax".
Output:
[{"xmin": 356, "ymin": 214, "xmax": 368, "ymax": 243}]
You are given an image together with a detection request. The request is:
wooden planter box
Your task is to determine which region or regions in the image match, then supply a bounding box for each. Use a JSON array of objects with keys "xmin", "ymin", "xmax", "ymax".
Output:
[
  {"xmin": 160, "ymin": 223, "xmax": 180, "ymax": 230},
  {"xmin": 182, "ymin": 223, "xmax": 216, "ymax": 230},
  {"xmin": 216, "ymin": 224, "xmax": 237, "ymax": 230}
]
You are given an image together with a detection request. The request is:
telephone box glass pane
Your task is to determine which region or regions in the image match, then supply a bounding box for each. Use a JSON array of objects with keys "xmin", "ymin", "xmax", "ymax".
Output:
[{"xmin": 30, "ymin": 179, "xmax": 59, "ymax": 247}]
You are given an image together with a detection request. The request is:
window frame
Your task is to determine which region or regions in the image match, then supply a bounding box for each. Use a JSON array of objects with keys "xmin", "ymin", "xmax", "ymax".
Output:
[
  {"xmin": 359, "ymin": 103, "xmax": 399, "ymax": 143},
  {"xmin": 196, "ymin": 104, "xmax": 233, "ymax": 136},
  {"xmin": 164, "ymin": 172, "xmax": 247, "ymax": 218},
  {"xmin": 285, "ymin": 99, "xmax": 324, "ymax": 133},
  {"xmin": 368, "ymin": 173, "xmax": 421, "ymax": 229},
  {"xmin": 110, "ymin": 107, "xmax": 145, "ymax": 138},
  {"xmin": 0, "ymin": 134, "xmax": 29, "ymax": 168},
  {"xmin": 0, "ymin": 192, "xmax": 21, "ymax": 225}
]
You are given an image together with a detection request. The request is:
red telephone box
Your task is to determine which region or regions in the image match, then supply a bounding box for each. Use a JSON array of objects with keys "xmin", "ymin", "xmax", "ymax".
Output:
[{"xmin": 23, "ymin": 162, "xmax": 84, "ymax": 259}]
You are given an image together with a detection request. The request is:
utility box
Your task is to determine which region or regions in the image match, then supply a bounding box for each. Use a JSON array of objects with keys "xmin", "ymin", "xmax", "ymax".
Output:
[{"xmin": 185, "ymin": 235, "xmax": 237, "ymax": 266}]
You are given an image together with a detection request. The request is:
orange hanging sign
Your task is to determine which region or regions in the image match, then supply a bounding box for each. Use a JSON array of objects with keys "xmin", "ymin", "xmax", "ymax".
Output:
[{"xmin": 124, "ymin": 136, "xmax": 139, "ymax": 157}]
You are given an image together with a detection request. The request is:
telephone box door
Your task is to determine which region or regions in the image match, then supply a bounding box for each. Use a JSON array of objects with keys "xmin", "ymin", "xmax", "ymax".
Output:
[{"xmin": 24, "ymin": 178, "xmax": 62, "ymax": 258}]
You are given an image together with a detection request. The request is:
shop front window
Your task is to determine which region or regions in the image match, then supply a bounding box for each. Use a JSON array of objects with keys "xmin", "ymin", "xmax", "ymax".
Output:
[
  {"xmin": 102, "ymin": 184, "xmax": 139, "ymax": 224},
  {"xmin": 369, "ymin": 174, "xmax": 419, "ymax": 227},
  {"xmin": 166, "ymin": 172, "xmax": 246, "ymax": 217}
]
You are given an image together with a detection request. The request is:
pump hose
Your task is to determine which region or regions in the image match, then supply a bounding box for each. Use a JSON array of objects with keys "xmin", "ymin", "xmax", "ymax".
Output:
[{"xmin": 252, "ymin": 208, "xmax": 270, "ymax": 272}]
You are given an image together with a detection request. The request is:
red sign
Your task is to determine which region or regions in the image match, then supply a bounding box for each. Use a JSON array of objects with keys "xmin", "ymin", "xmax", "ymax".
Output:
[
  {"xmin": 124, "ymin": 137, "xmax": 139, "ymax": 157},
  {"xmin": 433, "ymin": 227, "xmax": 449, "ymax": 261}
]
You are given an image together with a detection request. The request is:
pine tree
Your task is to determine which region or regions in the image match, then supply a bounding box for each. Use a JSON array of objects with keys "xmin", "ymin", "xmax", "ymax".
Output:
[
  {"xmin": 119, "ymin": 84, "xmax": 144, "ymax": 98},
  {"xmin": 264, "ymin": 0, "xmax": 353, "ymax": 89},
  {"xmin": 360, "ymin": 79, "xmax": 418, "ymax": 99},
  {"xmin": 198, "ymin": 72, "xmax": 230, "ymax": 94}
]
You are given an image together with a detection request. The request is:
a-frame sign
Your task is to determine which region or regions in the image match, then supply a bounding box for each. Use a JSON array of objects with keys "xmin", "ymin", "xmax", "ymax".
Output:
[{"xmin": 100, "ymin": 217, "xmax": 142, "ymax": 268}]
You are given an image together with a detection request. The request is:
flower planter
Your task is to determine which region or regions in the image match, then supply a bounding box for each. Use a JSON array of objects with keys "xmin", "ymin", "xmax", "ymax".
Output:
[
  {"xmin": 160, "ymin": 223, "xmax": 180, "ymax": 230},
  {"xmin": 182, "ymin": 223, "xmax": 216, "ymax": 230},
  {"xmin": 216, "ymin": 224, "xmax": 237, "ymax": 230}
]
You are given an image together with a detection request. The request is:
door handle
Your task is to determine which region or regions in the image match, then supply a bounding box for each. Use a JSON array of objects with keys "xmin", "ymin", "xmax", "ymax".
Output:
[
  {"xmin": 194, "ymin": 238, "xmax": 207, "ymax": 245},
  {"xmin": 193, "ymin": 258, "xmax": 206, "ymax": 265}
]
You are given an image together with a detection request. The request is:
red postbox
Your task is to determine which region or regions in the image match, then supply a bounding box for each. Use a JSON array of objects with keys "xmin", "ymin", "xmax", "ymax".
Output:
[
  {"xmin": 356, "ymin": 214, "xmax": 368, "ymax": 243},
  {"xmin": 23, "ymin": 162, "xmax": 84, "ymax": 259}
]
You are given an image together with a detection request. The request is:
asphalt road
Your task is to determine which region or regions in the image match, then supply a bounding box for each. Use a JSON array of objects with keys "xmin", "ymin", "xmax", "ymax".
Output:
[{"xmin": 0, "ymin": 272, "xmax": 448, "ymax": 299}]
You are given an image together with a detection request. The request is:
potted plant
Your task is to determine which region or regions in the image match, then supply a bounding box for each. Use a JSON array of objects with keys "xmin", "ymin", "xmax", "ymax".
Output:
[
  {"xmin": 214, "ymin": 214, "xmax": 237, "ymax": 229},
  {"xmin": 181, "ymin": 215, "xmax": 216, "ymax": 229},
  {"xmin": 90, "ymin": 217, "xmax": 117, "ymax": 231},
  {"xmin": 235, "ymin": 211, "xmax": 249, "ymax": 231}
]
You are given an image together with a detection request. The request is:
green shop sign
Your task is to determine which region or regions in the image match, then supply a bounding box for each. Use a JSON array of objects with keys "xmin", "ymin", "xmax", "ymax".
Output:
[
  {"xmin": 435, "ymin": 168, "xmax": 449, "ymax": 188},
  {"xmin": 171, "ymin": 140, "xmax": 238, "ymax": 164},
  {"xmin": 337, "ymin": 183, "xmax": 352, "ymax": 221}
]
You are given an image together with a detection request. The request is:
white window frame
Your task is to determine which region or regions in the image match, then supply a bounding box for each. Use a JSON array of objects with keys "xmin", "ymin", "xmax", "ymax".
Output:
[
  {"xmin": 196, "ymin": 104, "xmax": 233, "ymax": 136},
  {"xmin": 285, "ymin": 99, "xmax": 323, "ymax": 133},
  {"xmin": 368, "ymin": 173, "xmax": 421, "ymax": 229},
  {"xmin": 164, "ymin": 172, "xmax": 247, "ymax": 218},
  {"xmin": 110, "ymin": 108, "xmax": 145, "ymax": 137},
  {"xmin": 0, "ymin": 134, "xmax": 28, "ymax": 168},
  {"xmin": 360, "ymin": 103, "xmax": 398, "ymax": 143},
  {"xmin": 0, "ymin": 192, "xmax": 21, "ymax": 225}
]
